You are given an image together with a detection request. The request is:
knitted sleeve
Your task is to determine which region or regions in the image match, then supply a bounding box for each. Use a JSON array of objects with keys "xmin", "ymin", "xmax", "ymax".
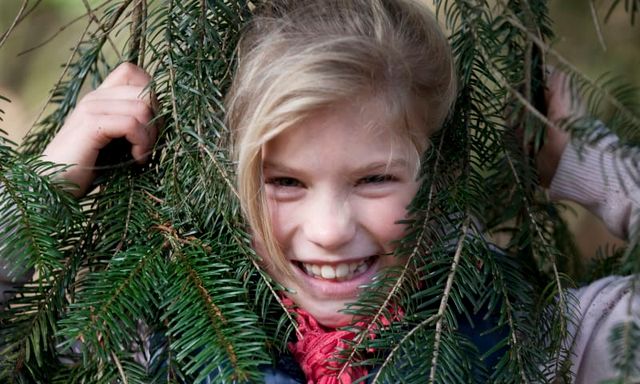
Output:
[
  {"xmin": 548, "ymin": 130, "xmax": 639, "ymax": 240},
  {"xmin": 550, "ymin": 129, "xmax": 640, "ymax": 382},
  {"xmin": 568, "ymin": 276, "xmax": 639, "ymax": 383}
]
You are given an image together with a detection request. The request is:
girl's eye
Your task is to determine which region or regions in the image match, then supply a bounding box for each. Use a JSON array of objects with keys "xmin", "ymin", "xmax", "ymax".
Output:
[
  {"xmin": 356, "ymin": 174, "xmax": 396, "ymax": 185},
  {"xmin": 265, "ymin": 177, "xmax": 303, "ymax": 188}
]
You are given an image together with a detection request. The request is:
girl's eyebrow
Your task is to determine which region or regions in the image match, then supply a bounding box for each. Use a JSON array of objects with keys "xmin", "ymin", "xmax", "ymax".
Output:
[
  {"xmin": 262, "ymin": 161, "xmax": 302, "ymax": 174},
  {"xmin": 262, "ymin": 159, "xmax": 412, "ymax": 174},
  {"xmin": 351, "ymin": 159, "xmax": 412, "ymax": 174}
]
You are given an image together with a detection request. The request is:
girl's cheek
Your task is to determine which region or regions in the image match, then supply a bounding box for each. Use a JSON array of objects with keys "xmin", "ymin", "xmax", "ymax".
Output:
[
  {"xmin": 251, "ymin": 235, "xmax": 288, "ymax": 285},
  {"xmin": 360, "ymin": 197, "xmax": 413, "ymax": 239},
  {"xmin": 251, "ymin": 235, "xmax": 274, "ymax": 275},
  {"xmin": 266, "ymin": 199, "xmax": 297, "ymax": 247}
]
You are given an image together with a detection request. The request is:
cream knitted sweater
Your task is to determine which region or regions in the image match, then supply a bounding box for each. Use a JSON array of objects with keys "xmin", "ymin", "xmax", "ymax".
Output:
[{"xmin": 549, "ymin": 133, "xmax": 639, "ymax": 383}]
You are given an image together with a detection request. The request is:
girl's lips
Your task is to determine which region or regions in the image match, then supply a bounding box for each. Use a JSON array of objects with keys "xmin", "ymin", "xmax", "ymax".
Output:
[{"xmin": 291, "ymin": 256, "xmax": 380, "ymax": 300}]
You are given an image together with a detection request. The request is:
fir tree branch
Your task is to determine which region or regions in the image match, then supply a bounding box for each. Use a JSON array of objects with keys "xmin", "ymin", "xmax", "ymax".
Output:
[
  {"xmin": 338, "ymin": 123, "xmax": 448, "ymax": 379},
  {"xmin": 81, "ymin": 0, "xmax": 123, "ymax": 63},
  {"xmin": 0, "ymin": 172, "xmax": 46, "ymax": 271},
  {"xmin": 17, "ymin": 0, "xmax": 116, "ymax": 56},
  {"xmin": 502, "ymin": 11, "xmax": 640, "ymax": 132},
  {"xmin": 428, "ymin": 216, "xmax": 471, "ymax": 383},
  {"xmin": 503, "ymin": 148, "xmax": 570, "ymax": 379},
  {"xmin": 167, "ymin": 236, "xmax": 234, "ymax": 358},
  {"xmin": 69, "ymin": 248, "xmax": 153, "ymax": 349},
  {"xmin": 162, "ymin": 1, "xmax": 299, "ymax": 339}
]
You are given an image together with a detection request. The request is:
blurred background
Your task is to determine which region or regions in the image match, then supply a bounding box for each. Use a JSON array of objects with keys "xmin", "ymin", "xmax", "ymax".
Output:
[{"xmin": 0, "ymin": 0, "xmax": 638, "ymax": 267}]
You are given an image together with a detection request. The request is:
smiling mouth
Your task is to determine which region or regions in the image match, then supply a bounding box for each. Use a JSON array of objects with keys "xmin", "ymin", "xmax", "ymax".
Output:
[{"xmin": 294, "ymin": 256, "xmax": 377, "ymax": 282}]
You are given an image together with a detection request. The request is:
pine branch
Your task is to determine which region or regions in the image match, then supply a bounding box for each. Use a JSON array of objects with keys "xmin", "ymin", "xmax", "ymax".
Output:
[
  {"xmin": 338, "ymin": 127, "xmax": 448, "ymax": 378},
  {"xmin": 605, "ymin": 0, "xmax": 640, "ymax": 25},
  {"xmin": 429, "ymin": 216, "xmax": 471, "ymax": 383}
]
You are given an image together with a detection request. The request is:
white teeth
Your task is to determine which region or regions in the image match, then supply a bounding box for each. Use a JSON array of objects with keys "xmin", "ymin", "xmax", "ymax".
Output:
[
  {"xmin": 321, "ymin": 265, "xmax": 336, "ymax": 279},
  {"xmin": 335, "ymin": 264, "xmax": 349, "ymax": 279},
  {"xmin": 300, "ymin": 258, "xmax": 372, "ymax": 281}
]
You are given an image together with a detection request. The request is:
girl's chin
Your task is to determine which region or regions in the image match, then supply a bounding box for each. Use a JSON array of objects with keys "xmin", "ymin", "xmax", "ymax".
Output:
[
  {"xmin": 310, "ymin": 309, "xmax": 353, "ymax": 328},
  {"xmin": 285, "ymin": 293, "xmax": 354, "ymax": 328}
]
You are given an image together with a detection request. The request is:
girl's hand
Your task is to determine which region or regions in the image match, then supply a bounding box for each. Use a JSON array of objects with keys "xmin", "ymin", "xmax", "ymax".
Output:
[
  {"xmin": 42, "ymin": 63, "xmax": 158, "ymax": 197},
  {"xmin": 536, "ymin": 70, "xmax": 581, "ymax": 188}
]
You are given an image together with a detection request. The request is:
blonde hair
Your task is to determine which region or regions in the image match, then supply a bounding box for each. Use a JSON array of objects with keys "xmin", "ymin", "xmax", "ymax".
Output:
[{"xmin": 225, "ymin": 0, "xmax": 456, "ymax": 273}]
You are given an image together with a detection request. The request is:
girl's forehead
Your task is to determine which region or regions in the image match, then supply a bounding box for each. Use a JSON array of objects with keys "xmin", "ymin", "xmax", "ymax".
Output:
[
  {"xmin": 300, "ymin": 97, "xmax": 419, "ymax": 141},
  {"xmin": 267, "ymin": 101, "xmax": 399, "ymax": 147},
  {"xmin": 262, "ymin": 100, "xmax": 421, "ymax": 173}
]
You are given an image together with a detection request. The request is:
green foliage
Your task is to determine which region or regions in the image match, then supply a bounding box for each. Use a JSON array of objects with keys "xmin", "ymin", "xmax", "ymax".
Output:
[
  {"xmin": 605, "ymin": 0, "xmax": 640, "ymax": 25},
  {"xmin": 600, "ymin": 309, "xmax": 640, "ymax": 384},
  {"xmin": 0, "ymin": 0, "xmax": 639, "ymax": 383}
]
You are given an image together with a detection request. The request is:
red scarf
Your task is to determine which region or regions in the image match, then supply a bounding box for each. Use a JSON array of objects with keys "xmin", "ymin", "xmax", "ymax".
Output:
[{"xmin": 283, "ymin": 297, "xmax": 402, "ymax": 384}]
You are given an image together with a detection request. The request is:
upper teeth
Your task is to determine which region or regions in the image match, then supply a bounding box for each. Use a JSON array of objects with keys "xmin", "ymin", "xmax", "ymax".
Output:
[{"xmin": 301, "ymin": 259, "xmax": 369, "ymax": 281}]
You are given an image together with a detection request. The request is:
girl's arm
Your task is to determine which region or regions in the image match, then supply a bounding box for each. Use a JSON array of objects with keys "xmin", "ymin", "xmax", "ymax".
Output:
[
  {"xmin": 541, "ymin": 71, "xmax": 640, "ymax": 382},
  {"xmin": 548, "ymin": 130, "xmax": 639, "ymax": 240},
  {"xmin": 540, "ymin": 70, "xmax": 638, "ymax": 240},
  {"xmin": 1, "ymin": 63, "xmax": 157, "ymax": 303}
]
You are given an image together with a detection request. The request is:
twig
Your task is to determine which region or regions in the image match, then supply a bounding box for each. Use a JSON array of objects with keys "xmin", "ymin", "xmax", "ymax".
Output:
[
  {"xmin": 111, "ymin": 351, "xmax": 129, "ymax": 384},
  {"xmin": 17, "ymin": 0, "xmax": 115, "ymax": 56},
  {"xmin": 12, "ymin": 0, "xmax": 43, "ymax": 25},
  {"xmin": 144, "ymin": 190, "xmax": 164, "ymax": 204},
  {"xmin": 128, "ymin": 0, "xmax": 147, "ymax": 67},
  {"xmin": 0, "ymin": 0, "xmax": 29, "ymax": 50},
  {"xmin": 428, "ymin": 216, "xmax": 470, "ymax": 383},
  {"xmin": 590, "ymin": 0, "xmax": 608, "ymax": 51},
  {"xmin": 82, "ymin": 0, "xmax": 123, "ymax": 62},
  {"xmin": 114, "ymin": 178, "xmax": 135, "ymax": 253},
  {"xmin": 199, "ymin": 143, "xmax": 240, "ymax": 199}
]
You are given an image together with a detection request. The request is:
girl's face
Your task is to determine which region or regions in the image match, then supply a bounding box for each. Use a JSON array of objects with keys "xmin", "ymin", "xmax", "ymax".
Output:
[{"xmin": 260, "ymin": 99, "xmax": 420, "ymax": 328}]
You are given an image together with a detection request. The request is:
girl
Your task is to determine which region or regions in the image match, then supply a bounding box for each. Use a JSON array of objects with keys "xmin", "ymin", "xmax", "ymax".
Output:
[{"xmin": 4, "ymin": 0, "xmax": 639, "ymax": 382}]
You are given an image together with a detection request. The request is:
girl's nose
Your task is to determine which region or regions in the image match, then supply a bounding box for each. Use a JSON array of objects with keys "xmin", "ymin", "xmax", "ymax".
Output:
[{"xmin": 303, "ymin": 193, "xmax": 356, "ymax": 250}]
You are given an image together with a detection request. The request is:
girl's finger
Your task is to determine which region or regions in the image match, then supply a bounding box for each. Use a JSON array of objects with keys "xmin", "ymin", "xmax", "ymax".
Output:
[
  {"xmin": 74, "ymin": 99, "xmax": 154, "ymax": 127},
  {"xmin": 98, "ymin": 62, "xmax": 151, "ymax": 89},
  {"xmin": 84, "ymin": 85, "xmax": 152, "ymax": 104},
  {"xmin": 89, "ymin": 115, "xmax": 155, "ymax": 163}
]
